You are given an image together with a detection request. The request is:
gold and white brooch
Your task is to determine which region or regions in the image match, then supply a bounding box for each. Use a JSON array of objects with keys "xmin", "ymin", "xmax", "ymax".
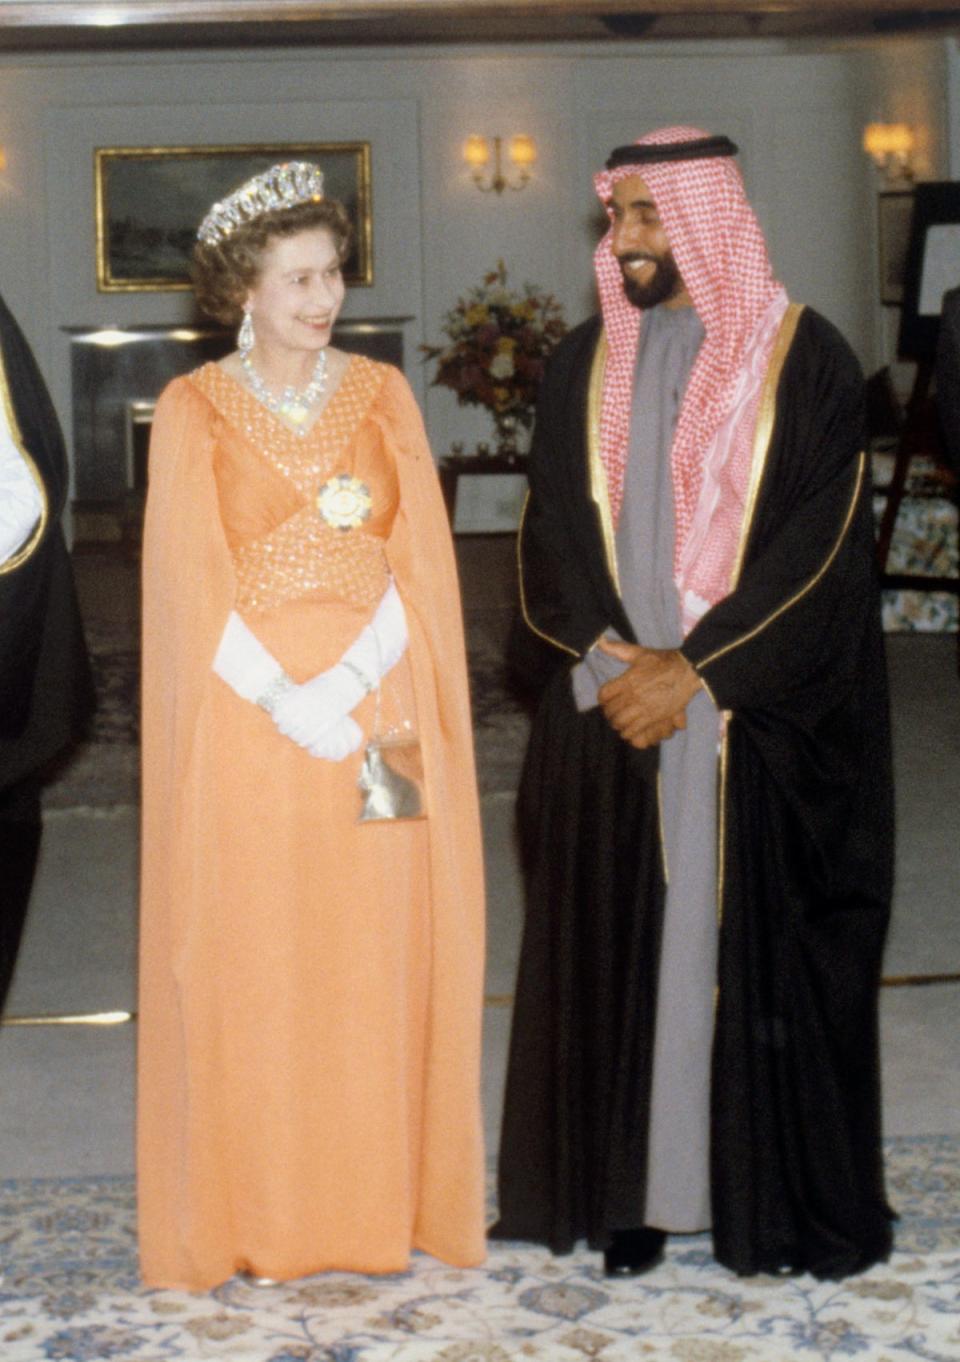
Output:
[{"xmin": 316, "ymin": 474, "xmax": 373, "ymax": 530}]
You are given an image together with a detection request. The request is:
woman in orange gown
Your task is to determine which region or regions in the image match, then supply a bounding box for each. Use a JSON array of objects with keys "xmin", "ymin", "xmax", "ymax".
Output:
[{"xmin": 138, "ymin": 164, "xmax": 486, "ymax": 1290}]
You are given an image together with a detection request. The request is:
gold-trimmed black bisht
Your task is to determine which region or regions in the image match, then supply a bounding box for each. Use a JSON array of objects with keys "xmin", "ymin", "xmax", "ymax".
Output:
[{"xmin": 493, "ymin": 306, "xmax": 895, "ymax": 1280}]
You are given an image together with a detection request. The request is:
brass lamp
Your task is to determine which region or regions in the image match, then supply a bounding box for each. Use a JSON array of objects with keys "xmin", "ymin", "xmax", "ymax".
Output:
[
  {"xmin": 863, "ymin": 123, "xmax": 917, "ymax": 183},
  {"xmin": 464, "ymin": 134, "xmax": 537, "ymax": 194}
]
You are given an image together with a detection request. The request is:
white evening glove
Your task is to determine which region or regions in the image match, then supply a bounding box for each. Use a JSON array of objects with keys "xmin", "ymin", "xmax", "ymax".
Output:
[
  {"xmin": 270, "ymin": 579, "xmax": 409, "ymax": 751},
  {"xmin": 212, "ymin": 610, "xmax": 291, "ymax": 704},
  {"xmin": 341, "ymin": 577, "xmax": 409, "ymax": 683},
  {"xmin": 307, "ymin": 716, "xmax": 364, "ymax": 761},
  {"xmin": 271, "ymin": 662, "xmax": 369, "ymax": 749},
  {"xmin": 212, "ymin": 612, "xmax": 363, "ymax": 761}
]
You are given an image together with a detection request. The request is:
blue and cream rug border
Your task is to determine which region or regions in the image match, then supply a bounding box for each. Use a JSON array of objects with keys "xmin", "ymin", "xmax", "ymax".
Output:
[{"xmin": 1, "ymin": 1136, "xmax": 958, "ymax": 1361}]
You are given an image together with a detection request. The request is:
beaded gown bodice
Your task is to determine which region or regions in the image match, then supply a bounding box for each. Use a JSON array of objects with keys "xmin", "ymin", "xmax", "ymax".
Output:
[{"xmin": 192, "ymin": 355, "xmax": 396, "ymax": 616}]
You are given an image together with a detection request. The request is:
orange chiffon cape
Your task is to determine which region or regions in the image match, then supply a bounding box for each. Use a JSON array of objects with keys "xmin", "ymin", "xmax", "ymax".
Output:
[{"xmin": 138, "ymin": 361, "xmax": 486, "ymax": 1290}]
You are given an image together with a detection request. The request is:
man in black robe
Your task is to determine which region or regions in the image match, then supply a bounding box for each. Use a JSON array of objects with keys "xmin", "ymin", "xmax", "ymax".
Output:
[
  {"xmin": 0, "ymin": 289, "xmax": 94, "ymax": 1013},
  {"xmin": 493, "ymin": 129, "xmax": 894, "ymax": 1281}
]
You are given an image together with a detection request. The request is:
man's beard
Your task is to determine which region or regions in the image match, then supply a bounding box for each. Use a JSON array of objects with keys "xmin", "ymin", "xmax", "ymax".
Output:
[{"xmin": 618, "ymin": 251, "xmax": 683, "ymax": 309}]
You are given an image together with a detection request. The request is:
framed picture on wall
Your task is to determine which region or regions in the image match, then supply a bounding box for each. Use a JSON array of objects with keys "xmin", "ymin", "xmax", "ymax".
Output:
[
  {"xmin": 898, "ymin": 180, "xmax": 960, "ymax": 362},
  {"xmin": 95, "ymin": 142, "xmax": 373, "ymax": 292},
  {"xmin": 877, "ymin": 190, "xmax": 914, "ymax": 306}
]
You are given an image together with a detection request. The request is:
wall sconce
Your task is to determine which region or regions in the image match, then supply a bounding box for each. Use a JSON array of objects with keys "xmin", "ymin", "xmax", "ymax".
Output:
[
  {"xmin": 862, "ymin": 123, "xmax": 917, "ymax": 183},
  {"xmin": 0, "ymin": 148, "xmax": 6, "ymax": 173},
  {"xmin": 463, "ymin": 134, "xmax": 537, "ymax": 194}
]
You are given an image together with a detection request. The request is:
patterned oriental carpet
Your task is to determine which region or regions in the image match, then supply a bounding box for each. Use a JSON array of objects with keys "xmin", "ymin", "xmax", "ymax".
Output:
[
  {"xmin": 873, "ymin": 450, "xmax": 959, "ymax": 634},
  {"xmin": 0, "ymin": 1136, "xmax": 958, "ymax": 1362}
]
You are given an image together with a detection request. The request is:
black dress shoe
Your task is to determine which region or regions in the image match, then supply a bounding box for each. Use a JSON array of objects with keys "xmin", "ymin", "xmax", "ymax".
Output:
[{"xmin": 603, "ymin": 1226, "xmax": 667, "ymax": 1277}]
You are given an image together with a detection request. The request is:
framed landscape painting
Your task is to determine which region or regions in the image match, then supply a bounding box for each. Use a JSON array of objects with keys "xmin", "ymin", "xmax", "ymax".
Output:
[{"xmin": 95, "ymin": 142, "xmax": 373, "ymax": 292}]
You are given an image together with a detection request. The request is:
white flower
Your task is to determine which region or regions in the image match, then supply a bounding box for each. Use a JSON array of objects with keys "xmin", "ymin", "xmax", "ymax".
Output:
[{"xmin": 489, "ymin": 352, "xmax": 515, "ymax": 379}]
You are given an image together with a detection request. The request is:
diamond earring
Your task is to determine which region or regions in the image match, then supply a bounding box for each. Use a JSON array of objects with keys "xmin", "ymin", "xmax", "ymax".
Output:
[{"xmin": 238, "ymin": 308, "xmax": 255, "ymax": 357}]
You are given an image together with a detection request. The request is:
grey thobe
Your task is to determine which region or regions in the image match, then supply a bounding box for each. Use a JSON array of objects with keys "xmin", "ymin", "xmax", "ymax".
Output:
[{"xmin": 571, "ymin": 303, "xmax": 719, "ymax": 1233}]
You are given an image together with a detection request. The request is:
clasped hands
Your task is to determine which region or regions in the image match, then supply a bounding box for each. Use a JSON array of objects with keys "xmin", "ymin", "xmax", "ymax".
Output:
[
  {"xmin": 269, "ymin": 580, "xmax": 409, "ymax": 761},
  {"xmin": 595, "ymin": 638, "xmax": 703, "ymax": 749},
  {"xmin": 270, "ymin": 663, "xmax": 370, "ymax": 761},
  {"xmin": 212, "ymin": 581, "xmax": 408, "ymax": 762}
]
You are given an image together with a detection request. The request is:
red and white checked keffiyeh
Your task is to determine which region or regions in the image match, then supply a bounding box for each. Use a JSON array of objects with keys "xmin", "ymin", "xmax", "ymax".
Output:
[{"xmin": 593, "ymin": 126, "xmax": 789, "ymax": 632}]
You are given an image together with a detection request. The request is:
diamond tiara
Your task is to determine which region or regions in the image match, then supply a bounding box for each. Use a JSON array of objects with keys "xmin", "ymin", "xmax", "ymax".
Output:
[{"xmin": 196, "ymin": 161, "xmax": 325, "ymax": 246}]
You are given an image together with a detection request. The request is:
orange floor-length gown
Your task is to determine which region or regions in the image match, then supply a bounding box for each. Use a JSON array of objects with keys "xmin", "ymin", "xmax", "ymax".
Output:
[{"xmin": 138, "ymin": 356, "xmax": 486, "ymax": 1291}]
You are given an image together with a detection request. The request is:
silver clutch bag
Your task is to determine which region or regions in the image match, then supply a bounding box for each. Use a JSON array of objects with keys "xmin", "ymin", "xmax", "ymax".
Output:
[
  {"xmin": 358, "ymin": 736, "xmax": 426, "ymax": 822},
  {"xmin": 357, "ymin": 648, "xmax": 425, "ymax": 823}
]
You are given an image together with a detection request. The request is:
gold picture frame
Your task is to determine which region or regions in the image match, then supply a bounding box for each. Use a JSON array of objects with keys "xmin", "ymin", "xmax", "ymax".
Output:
[{"xmin": 95, "ymin": 142, "xmax": 373, "ymax": 293}]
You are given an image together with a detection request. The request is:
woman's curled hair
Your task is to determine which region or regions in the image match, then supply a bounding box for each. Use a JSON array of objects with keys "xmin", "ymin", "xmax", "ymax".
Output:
[{"xmin": 191, "ymin": 198, "xmax": 353, "ymax": 326}]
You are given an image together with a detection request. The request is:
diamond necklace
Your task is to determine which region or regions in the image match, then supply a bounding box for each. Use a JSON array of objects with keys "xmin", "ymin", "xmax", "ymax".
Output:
[{"xmin": 241, "ymin": 348, "xmax": 328, "ymax": 428}]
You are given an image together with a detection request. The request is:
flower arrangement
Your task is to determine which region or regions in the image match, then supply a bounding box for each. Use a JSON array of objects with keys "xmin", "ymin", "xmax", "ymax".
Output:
[{"xmin": 422, "ymin": 262, "xmax": 567, "ymax": 448}]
